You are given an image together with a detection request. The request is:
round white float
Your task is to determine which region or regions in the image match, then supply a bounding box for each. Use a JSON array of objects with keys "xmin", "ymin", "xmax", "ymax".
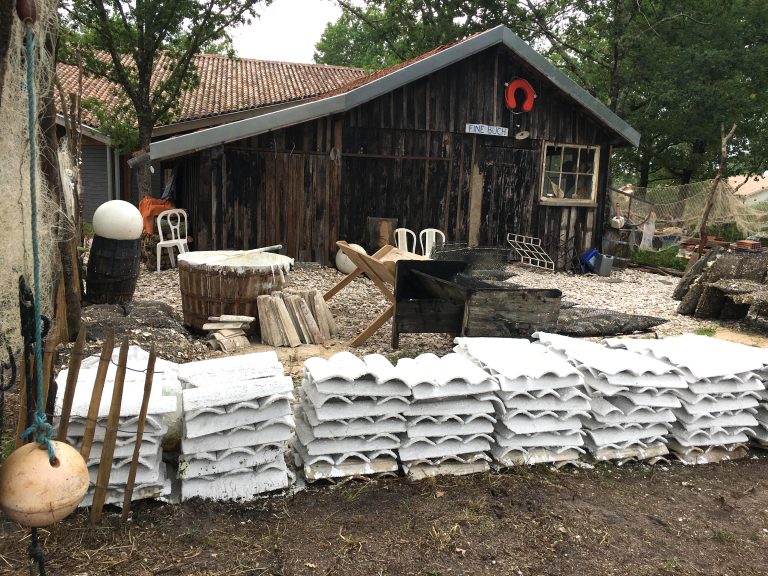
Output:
[
  {"xmin": 335, "ymin": 243, "xmax": 366, "ymax": 274},
  {"xmin": 92, "ymin": 200, "xmax": 144, "ymax": 240}
]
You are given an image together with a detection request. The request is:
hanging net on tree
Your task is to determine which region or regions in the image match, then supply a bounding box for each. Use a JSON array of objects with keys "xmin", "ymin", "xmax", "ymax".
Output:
[{"xmin": 610, "ymin": 179, "xmax": 768, "ymax": 239}]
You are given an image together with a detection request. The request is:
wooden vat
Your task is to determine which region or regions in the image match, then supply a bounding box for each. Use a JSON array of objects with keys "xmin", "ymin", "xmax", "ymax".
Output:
[{"xmin": 178, "ymin": 251, "xmax": 293, "ymax": 332}]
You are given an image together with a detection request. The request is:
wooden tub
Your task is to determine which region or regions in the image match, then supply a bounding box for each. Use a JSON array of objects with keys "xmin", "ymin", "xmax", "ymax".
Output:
[{"xmin": 178, "ymin": 251, "xmax": 293, "ymax": 332}]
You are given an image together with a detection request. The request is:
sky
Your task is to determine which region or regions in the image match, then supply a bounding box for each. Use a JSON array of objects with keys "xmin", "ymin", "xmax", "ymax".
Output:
[{"xmin": 232, "ymin": 0, "xmax": 344, "ymax": 64}]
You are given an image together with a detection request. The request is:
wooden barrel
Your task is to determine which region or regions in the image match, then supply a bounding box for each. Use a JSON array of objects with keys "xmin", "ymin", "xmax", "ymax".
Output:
[
  {"xmin": 86, "ymin": 236, "xmax": 141, "ymax": 304},
  {"xmin": 178, "ymin": 251, "xmax": 293, "ymax": 331}
]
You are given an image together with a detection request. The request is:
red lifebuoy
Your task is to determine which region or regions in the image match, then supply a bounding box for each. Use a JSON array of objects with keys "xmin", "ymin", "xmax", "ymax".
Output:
[{"xmin": 505, "ymin": 78, "xmax": 536, "ymax": 113}]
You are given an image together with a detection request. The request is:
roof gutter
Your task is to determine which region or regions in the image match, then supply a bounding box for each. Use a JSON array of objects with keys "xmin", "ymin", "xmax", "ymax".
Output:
[{"xmin": 56, "ymin": 114, "xmax": 111, "ymax": 144}]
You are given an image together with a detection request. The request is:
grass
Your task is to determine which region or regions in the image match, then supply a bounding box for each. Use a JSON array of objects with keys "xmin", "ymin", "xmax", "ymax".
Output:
[
  {"xmin": 693, "ymin": 327, "xmax": 717, "ymax": 337},
  {"xmin": 1, "ymin": 435, "xmax": 15, "ymax": 462},
  {"xmin": 429, "ymin": 523, "xmax": 461, "ymax": 550},
  {"xmin": 630, "ymin": 246, "xmax": 687, "ymax": 271},
  {"xmin": 712, "ymin": 530, "xmax": 736, "ymax": 544}
]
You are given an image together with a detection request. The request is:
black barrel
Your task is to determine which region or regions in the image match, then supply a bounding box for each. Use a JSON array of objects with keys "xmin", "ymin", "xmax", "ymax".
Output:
[{"xmin": 86, "ymin": 235, "xmax": 141, "ymax": 304}]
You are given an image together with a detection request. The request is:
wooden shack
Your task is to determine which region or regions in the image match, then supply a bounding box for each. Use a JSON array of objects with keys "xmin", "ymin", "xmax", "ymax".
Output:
[{"xmin": 149, "ymin": 26, "xmax": 639, "ymax": 268}]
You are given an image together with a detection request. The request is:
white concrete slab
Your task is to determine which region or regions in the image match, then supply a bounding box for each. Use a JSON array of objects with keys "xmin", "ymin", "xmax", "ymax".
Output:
[
  {"xmin": 181, "ymin": 459, "xmax": 293, "ymax": 501},
  {"xmin": 491, "ymin": 446, "xmax": 584, "ymax": 466},
  {"xmin": 499, "ymin": 414, "xmax": 582, "ymax": 434},
  {"xmin": 299, "ymin": 402, "xmax": 407, "ymax": 437},
  {"xmin": 294, "ymin": 416, "xmax": 400, "ymax": 455},
  {"xmin": 405, "ymin": 414, "xmax": 496, "ymax": 437},
  {"xmin": 184, "ymin": 395, "xmax": 292, "ymax": 438},
  {"xmin": 399, "ymin": 435, "xmax": 493, "ymax": 461},
  {"xmin": 180, "ymin": 416, "xmax": 295, "ymax": 454},
  {"xmin": 402, "ymin": 396, "xmax": 495, "ymax": 417},
  {"xmin": 178, "ymin": 444, "xmax": 284, "ymax": 479},
  {"xmin": 493, "ymin": 428, "xmax": 584, "ymax": 448},
  {"xmin": 182, "ymin": 376, "xmax": 293, "ymax": 411},
  {"xmin": 178, "ymin": 351, "xmax": 283, "ymax": 388}
]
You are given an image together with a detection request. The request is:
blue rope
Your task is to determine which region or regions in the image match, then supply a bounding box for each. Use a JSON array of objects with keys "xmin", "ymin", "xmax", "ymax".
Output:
[{"xmin": 19, "ymin": 25, "xmax": 56, "ymax": 465}]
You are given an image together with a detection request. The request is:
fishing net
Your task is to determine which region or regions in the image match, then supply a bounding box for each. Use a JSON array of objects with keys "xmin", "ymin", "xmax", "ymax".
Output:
[
  {"xmin": 0, "ymin": 1, "xmax": 61, "ymax": 353},
  {"xmin": 431, "ymin": 243, "xmax": 515, "ymax": 281},
  {"xmin": 610, "ymin": 179, "xmax": 768, "ymax": 240}
]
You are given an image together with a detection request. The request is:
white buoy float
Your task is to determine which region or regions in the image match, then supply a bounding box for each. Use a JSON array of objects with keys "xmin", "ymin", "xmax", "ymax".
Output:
[
  {"xmin": 92, "ymin": 199, "xmax": 143, "ymax": 240},
  {"xmin": 335, "ymin": 243, "xmax": 366, "ymax": 274}
]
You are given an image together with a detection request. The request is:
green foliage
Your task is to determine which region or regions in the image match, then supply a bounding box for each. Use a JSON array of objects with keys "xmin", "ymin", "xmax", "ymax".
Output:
[
  {"xmin": 59, "ymin": 0, "xmax": 269, "ymax": 154},
  {"xmin": 693, "ymin": 327, "xmax": 717, "ymax": 337},
  {"xmin": 708, "ymin": 222, "xmax": 743, "ymax": 243},
  {"xmin": 317, "ymin": 1, "xmax": 768, "ymax": 188},
  {"xmin": 314, "ymin": 0, "xmax": 532, "ymax": 70},
  {"xmin": 630, "ymin": 246, "xmax": 687, "ymax": 271}
]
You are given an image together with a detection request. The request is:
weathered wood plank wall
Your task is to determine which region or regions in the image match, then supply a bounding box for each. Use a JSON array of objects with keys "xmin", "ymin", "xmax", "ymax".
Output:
[{"xmin": 176, "ymin": 44, "xmax": 626, "ymax": 267}]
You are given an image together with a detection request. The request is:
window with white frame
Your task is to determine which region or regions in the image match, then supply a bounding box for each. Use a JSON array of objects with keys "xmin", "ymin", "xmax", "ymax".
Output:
[{"xmin": 540, "ymin": 143, "xmax": 599, "ymax": 203}]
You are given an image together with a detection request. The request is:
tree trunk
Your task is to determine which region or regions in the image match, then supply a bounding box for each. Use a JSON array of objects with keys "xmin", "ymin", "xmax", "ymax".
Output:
[
  {"xmin": 638, "ymin": 154, "xmax": 650, "ymax": 188},
  {"xmin": 136, "ymin": 118, "xmax": 154, "ymax": 197},
  {"xmin": 697, "ymin": 123, "xmax": 737, "ymax": 256}
]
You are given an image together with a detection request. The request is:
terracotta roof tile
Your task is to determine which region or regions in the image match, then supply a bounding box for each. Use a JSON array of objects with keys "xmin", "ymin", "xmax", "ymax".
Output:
[{"xmin": 56, "ymin": 53, "xmax": 365, "ymax": 131}]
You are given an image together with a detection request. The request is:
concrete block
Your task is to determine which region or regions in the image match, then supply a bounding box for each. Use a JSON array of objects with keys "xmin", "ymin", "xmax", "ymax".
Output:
[
  {"xmin": 180, "ymin": 416, "xmax": 295, "ymax": 454},
  {"xmin": 497, "ymin": 390, "xmax": 590, "ymax": 412},
  {"xmin": 675, "ymin": 391, "xmax": 759, "ymax": 414},
  {"xmin": 181, "ymin": 459, "xmax": 293, "ymax": 501},
  {"xmin": 182, "ymin": 376, "xmax": 293, "ymax": 411},
  {"xmin": 406, "ymin": 414, "xmax": 495, "ymax": 438},
  {"xmin": 178, "ymin": 351, "xmax": 284, "ymax": 388},
  {"xmin": 585, "ymin": 424, "xmax": 669, "ymax": 447},
  {"xmin": 88, "ymin": 447, "xmax": 163, "ymax": 485},
  {"xmin": 668, "ymin": 426, "xmax": 750, "ymax": 447},
  {"xmin": 587, "ymin": 397, "xmax": 675, "ymax": 425},
  {"xmin": 666, "ymin": 441, "xmax": 748, "ymax": 464},
  {"xmin": 80, "ymin": 434, "xmax": 162, "ymax": 461},
  {"xmin": 405, "ymin": 459, "xmax": 489, "ymax": 479},
  {"xmin": 303, "ymin": 379, "xmax": 409, "ymax": 420},
  {"xmin": 494, "ymin": 428, "xmax": 584, "ymax": 448},
  {"xmin": 499, "ymin": 414, "xmax": 582, "ymax": 434},
  {"xmin": 292, "ymin": 443, "xmax": 399, "ymax": 480},
  {"xmin": 298, "ymin": 403, "xmax": 406, "ymax": 437},
  {"xmin": 312, "ymin": 375, "xmax": 410, "ymax": 398},
  {"xmin": 295, "ymin": 416, "xmax": 400, "ymax": 455},
  {"xmin": 590, "ymin": 442, "xmax": 669, "ymax": 463},
  {"xmin": 676, "ymin": 411, "xmax": 758, "ymax": 430},
  {"xmin": 399, "ymin": 434, "xmax": 493, "ymax": 461},
  {"xmin": 304, "ymin": 351, "xmax": 374, "ymax": 382},
  {"xmin": 491, "ymin": 446, "xmax": 584, "ymax": 466},
  {"xmin": 402, "ymin": 396, "xmax": 495, "ymax": 417},
  {"xmin": 178, "ymin": 443, "xmax": 284, "ymax": 479},
  {"xmin": 80, "ymin": 463, "xmax": 171, "ymax": 508},
  {"xmin": 65, "ymin": 414, "xmax": 168, "ymax": 440},
  {"xmin": 605, "ymin": 333, "xmax": 768, "ymax": 380},
  {"xmin": 184, "ymin": 395, "xmax": 292, "ymax": 438}
]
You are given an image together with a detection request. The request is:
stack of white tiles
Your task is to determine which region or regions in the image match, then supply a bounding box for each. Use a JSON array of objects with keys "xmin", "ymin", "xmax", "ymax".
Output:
[
  {"xmin": 293, "ymin": 352, "xmax": 409, "ymax": 481},
  {"xmin": 397, "ymin": 353, "xmax": 499, "ymax": 479},
  {"xmin": 535, "ymin": 333, "xmax": 683, "ymax": 463},
  {"xmin": 55, "ymin": 346, "xmax": 179, "ymax": 506},
  {"xmin": 606, "ymin": 335, "xmax": 766, "ymax": 464},
  {"xmin": 454, "ymin": 337, "xmax": 589, "ymax": 467},
  {"xmin": 177, "ymin": 351, "xmax": 295, "ymax": 500}
]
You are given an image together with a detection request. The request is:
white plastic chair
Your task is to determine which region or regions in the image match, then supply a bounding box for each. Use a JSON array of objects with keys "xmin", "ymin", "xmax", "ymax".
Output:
[
  {"xmin": 394, "ymin": 227, "xmax": 417, "ymax": 253},
  {"xmin": 156, "ymin": 209, "xmax": 189, "ymax": 272},
  {"xmin": 419, "ymin": 228, "xmax": 446, "ymax": 257}
]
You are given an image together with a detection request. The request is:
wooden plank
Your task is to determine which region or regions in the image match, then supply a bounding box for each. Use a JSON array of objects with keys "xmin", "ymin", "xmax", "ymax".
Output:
[
  {"xmin": 298, "ymin": 298, "xmax": 323, "ymax": 344},
  {"xmin": 318, "ymin": 293, "xmax": 338, "ymax": 337},
  {"xmin": 56, "ymin": 325, "xmax": 86, "ymax": 441},
  {"xmin": 312, "ymin": 291, "xmax": 332, "ymax": 340},
  {"xmin": 256, "ymin": 295, "xmax": 276, "ymax": 346},
  {"xmin": 121, "ymin": 344, "xmax": 156, "ymax": 520},
  {"xmin": 14, "ymin": 355, "xmax": 27, "ymax": 449},
  {"xmin": 208, "ymin": 315, "xmax": 256, "ymax": 323},
  {"xmin": 287, "ymin": 296, "xmax": 311, "ymax": 344},
  {"xmin": 202, "ymin": 322, "xmax": 248, "ymax": 330},
  {"xmin": 273, "ymin": 296, "xmax": 301, "ymax": 347},
  {"xmin": 91, "ymin": 336, "xmax": 129, "ymax": 525},
  {"xmin": 80, "ymin": 331, "xmax": 114, "ymax": 460}
]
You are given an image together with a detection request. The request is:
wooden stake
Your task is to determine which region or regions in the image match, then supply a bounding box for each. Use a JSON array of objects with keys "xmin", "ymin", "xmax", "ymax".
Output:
[
  {"xmin": 312, "ymin": 292, "xmax": 332, "ymax": 340},
  {"xmin": 298, "ymin": 298, "xmax": 323, "ymax": 344},
  {"xmin": 90, "ymin": 336, "xmax": 128, "ymax": 526},
  {"xmin": 41, "ymin": 331, "xmax": 57, "ymax": 411},
  {"xmin": 56, "ymin": 325, "xmax": 86, "ymax": 441},
  {"xmin": 81, "ymin": 331, "xmax": 114, "ymax": 460},
  {"xmin": 14, "ymin": 355, "xmax": 27, "ymax": 449},
  {"xmin": 256, "ymin": 295, "xmax": 275, "ymax": 345},
  {"xmin": 121, "ymin": 345, "xmax": 156, "ymax": 520}
]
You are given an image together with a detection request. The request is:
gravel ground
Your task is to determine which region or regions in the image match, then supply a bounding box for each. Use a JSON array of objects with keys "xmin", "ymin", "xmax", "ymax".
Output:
[{"xmin": 130, "ymin": 261, "xmax": 719, "ymax": 361}]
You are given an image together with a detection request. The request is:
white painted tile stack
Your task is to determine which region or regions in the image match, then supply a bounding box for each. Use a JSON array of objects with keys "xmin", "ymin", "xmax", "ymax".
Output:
[
  {"xmin": 293, "ymin": 352, "xmax": 409, "ymax": 481},
  {"xmin": 605, "ymin": 335, "xmax": 766, "ymax": 464},
  {"xmin": 752, "ymin": 366, "xmax": 768, "ymax": 448},
  {"xmin": 454, "ymin": 338, "xmax": 588, "ymax": 467},
  {"xmin": 55, "ymin": 346, "xmax": 180, "ymax": 506},
  {"xmin": 396, "ymin": 353, "xmax": 499, "ymax": 479},
  {"xmin": 177, "ymin": 351, "xmax": 295, "ymax": 500},
  {"xmin": 535, "ymin": 332, "xmax": 684, "ymax": 464}
]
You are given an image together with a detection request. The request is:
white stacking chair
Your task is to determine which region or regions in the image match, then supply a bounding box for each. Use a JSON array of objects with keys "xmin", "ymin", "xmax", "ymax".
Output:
[
  {"xmin": 419, "ymin": 228, "xmax": 445, "ymax": 257},
  {"xmin": 156, "ymin": 208, "xmax": 189, "ymax": 272},
  {"xmin": 394, "ymin": 227, "xmax": 417, "ymax": 253}
]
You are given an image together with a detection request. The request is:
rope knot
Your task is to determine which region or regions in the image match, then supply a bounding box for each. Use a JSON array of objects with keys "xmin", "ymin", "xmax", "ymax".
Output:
[{"xmin": 20, "ymin": 412, "xmax": 56, "ymax": 464}]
